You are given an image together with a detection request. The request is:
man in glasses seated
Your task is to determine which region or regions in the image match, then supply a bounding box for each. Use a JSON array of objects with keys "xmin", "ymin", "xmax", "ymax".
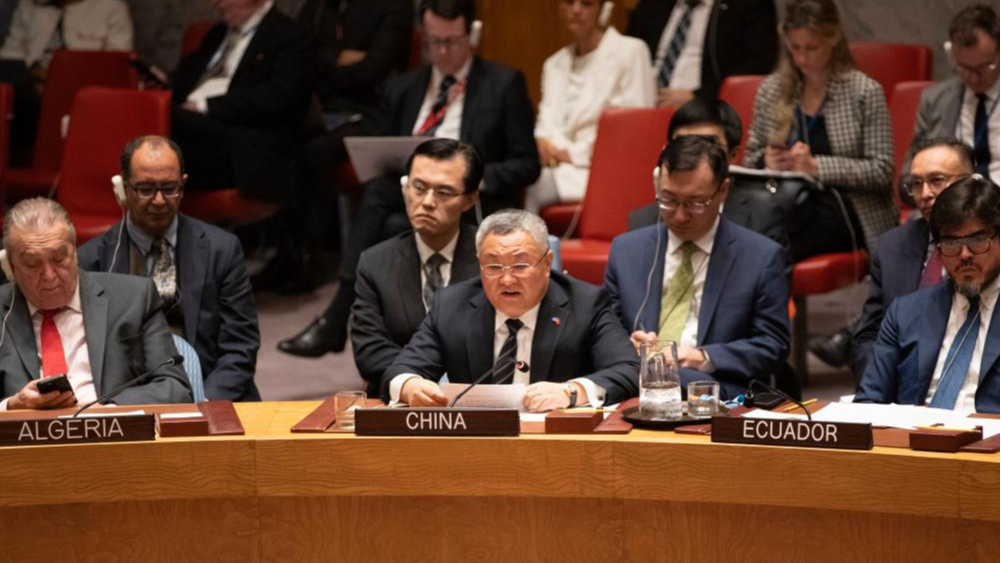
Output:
[
  {"xmin": 382, "ymin": 209, "xmax": 638, "ymax": 412},
  {"xmin": 856, "ymin": 176, "xmax": 999, "ymax": 414},
  {"xmin": 78, "ymin": 136, "xmax": 261, "ymax": 402},
  {"xmin": 603, "ymin": 136, "xmax": 790, "ymax": 401}
]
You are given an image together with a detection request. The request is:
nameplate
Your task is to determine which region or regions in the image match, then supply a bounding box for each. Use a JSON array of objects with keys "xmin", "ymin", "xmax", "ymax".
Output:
[
  {"xmin": 355, "ymin": 408, "xmax": 520, "ymax": 437},
  {"xmin": 711, "ymin": 416, "xmax": 873, "ymax": 451},
  {"xmin": 0, "ymin": 414, "xmax": 156, "ymax": 448}
]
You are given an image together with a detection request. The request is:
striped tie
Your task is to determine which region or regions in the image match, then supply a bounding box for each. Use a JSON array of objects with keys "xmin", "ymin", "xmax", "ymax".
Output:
[
  {"xmin": 657, "ymin": 2, "xmax": 697, "ymax": 88},
  {"xmin": 929, "ymin": 297, "xmax": 981, "ymax": 410},
  {"xmin": 494, "ymin": 319, "xmax": 523, "ymax": 384}
]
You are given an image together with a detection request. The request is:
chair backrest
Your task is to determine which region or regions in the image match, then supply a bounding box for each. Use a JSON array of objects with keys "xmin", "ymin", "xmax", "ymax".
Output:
[
  {"xmin": 890, "ymin": 81, "xmax": 935, "ymax": 186},
  {"xmin": 31, "ymin": 50, "xmax": 139, "ymax": 173},
  {"xmin": 181, "ymin": 21, "xmax": 217, "ymax": 59},
  {"xmin": 0, "ymin": 82, "xmax": 12, "ymax": 189},
  {"xmin": 55, "ymin": 87, "xmax": 171, "ymax": 217},
  {"xmin": 172, "ymin": 334, "xmax": 205, "ymax": 402},
  {"xmin": 577, "ymin": 107, "xmax": 675, "ymax": 241},
  {"xmin": 718, "ymin": 75, "xmax": 766, "ymax": 166},
  {"xmin": 849, "ymin": 42, "xmax": 933, "ymax": 104}
]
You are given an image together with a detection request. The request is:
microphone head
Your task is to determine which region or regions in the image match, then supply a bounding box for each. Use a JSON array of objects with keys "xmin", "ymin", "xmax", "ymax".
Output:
[
  {"xmin": 170, "ymin": 354, "xmax": 184, "ymax": 365},
  {"xmin": 516, "ymin": 361, "xmax": 530, "ymax": 372}
]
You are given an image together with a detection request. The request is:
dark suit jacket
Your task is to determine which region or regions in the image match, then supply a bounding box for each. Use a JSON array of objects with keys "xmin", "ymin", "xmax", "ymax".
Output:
[
  {"xmin": 626, "ymin": 0, "xmax": 779, "ymax": 98},
  {"xmin": 850, "ymin": 219, "xmax": 929, "ymax": 383},
  {"xmin": 381, "ymin": 271, "xmax": 640, "ymax": 405},
  {"xmin": 171, "ymin": 7, "xmax": 313, "ymax": 201},
  {"xmin": 604, "ymin": 218, "xmax": 789, "ymax": 398},
  {"xmin": 856, "ymin": 282, "xmax": 999, "ymax": 414},
  {"xmin": 380, "ymin": 57, "xmax": 541, "ymax": 214},
  {"xmin": 350, "ymin": 225, "xmax": 479, "ymax": 396},
  {"xmin": 0, "ymin": 272, "xmax": 192, "ymax": 405},
  {"xmin": 77, "ymin": 215, "xmax": 261, "ymax": 402}
]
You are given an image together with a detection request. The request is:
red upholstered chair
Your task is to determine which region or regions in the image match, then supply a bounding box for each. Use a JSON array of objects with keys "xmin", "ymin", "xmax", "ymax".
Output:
[
  {"xmin": 849, "ymin": 42, "xmax": 933, "ymax": 104},
  {"xmin": 55, "ymin": 88, "xmax": 171, "ymax": 245},
  {"xmin": 718, "ymin": 75, "xmax": 766, "ymax": 166},
  {"xmin": 890, "ymin": 81, "xmax": 934, "ymax": 218},
  {"xmin": 558, "ymin": 107, "xmax": 675, "ymax": 285},
  {"xmin": 3, "ymin": 51, "xmax": 138, "ymax": 204},
  {"xmin": 181, "ymin": 21, "xmax": 217, "ymax": 58}
]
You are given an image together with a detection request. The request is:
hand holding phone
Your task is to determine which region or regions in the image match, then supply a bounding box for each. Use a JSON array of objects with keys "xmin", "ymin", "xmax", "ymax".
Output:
[{"xmin": 37, "ymin": 374, "xmax": 74, "ymax": 395}]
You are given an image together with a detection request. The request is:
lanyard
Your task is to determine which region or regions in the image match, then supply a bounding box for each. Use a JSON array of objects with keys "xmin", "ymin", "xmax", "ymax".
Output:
[{"xmin": 792, "ymin": 96, "xmax": 829, "ymax": 147}]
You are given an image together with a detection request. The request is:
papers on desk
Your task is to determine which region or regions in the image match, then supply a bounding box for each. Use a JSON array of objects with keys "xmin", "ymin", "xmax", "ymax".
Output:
[
  {"xmin": 441, "ymin": 383, "xmax": 526, "ymax": 410},
  {"xmin": 742, "ymin": 403, "xmax": 1000, "ymax": 438},
  {"xmin": 58, "ymin": 410, "xmax": 147, "ymax": 419}
]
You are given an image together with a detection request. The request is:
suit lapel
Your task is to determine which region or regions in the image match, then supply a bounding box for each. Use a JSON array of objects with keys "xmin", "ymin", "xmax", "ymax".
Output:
[
  {"xmin": 231, "ymin": 8, "xmax": 275, "ymax": 83},
  {"xmin": 942, "ymin": 79, "xmax": 965, "ymax": 137},
  {"xmin": 101, "ymin": 223, "xmax": 130, "ymax": 274},
  {"xmin": 403, "ymin": 68, "xmax": 432, "ymax": 134},
  {"xmin": 697, "ymin": 219, "xmax": 735, "ymax": 343},
  {"xmin": 531, "ymin": 282, "xmax": 569, "ymax": 383},
  {"xmin": 466, "ymin": 290, "xmax": 495, "ymax": 382},
  {"xmin": 451, "ymin": 226, "xmax": 480, "ymax": 284},
  {"xmin": 178, "ymin": 217, "xmax": 209, "ymax": 344},
  {"xmin": 395, "ymin": 235, "xmax": 425, "ymax": 330},
  {"xmin": 917, "ymin": 283, "xmax": 955, "ymax": 399},
  {"xmin": 641, "ymin": 225, "xmax": 667, "ymax": 334},
  {"xmin": 80, "ymin": 273, "xmax": 109, "ymax": 395},
  {"xmin": 901, "ymin": 220, "xmax": 929, "ymax": 290},
  {"xmin": 459, "ymin": 58, "xmax": 483, "ymax": 143},
  {"xmin": 981, "ymin": 301, "xmax": 999, "ymax": 383},
  {"xmin": 6, "ymin": 292, "xmax": 40, "ymax": 380},
  {"xmin": 824, "ymin": 77, "xmax": 854, "ymax": 156}
]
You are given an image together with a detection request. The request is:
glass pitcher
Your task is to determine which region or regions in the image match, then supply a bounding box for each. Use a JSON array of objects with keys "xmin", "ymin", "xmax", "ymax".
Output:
[{"xmin": 639, "ymin": 340, "xmax": 682, "ymax": 420}]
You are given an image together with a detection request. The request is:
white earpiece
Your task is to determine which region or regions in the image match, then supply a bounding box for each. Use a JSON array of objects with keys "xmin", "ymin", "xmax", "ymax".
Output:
[
  {"xmin": 400, "ymin": 175, "xmax": 409, "ymax": 190},
  {"xmin": 112, "ymin": 174, "xmax": 126, "ymax": 206},
  {"xmin": 652, "ymin": 166, "xmax": 662, "ymax": 199},
  {"xmin": 599, "ymin": 1, "xmax": 614, "ymax": 29},
  {"xmin": 0, "ymin": 249, "xmax": 12, "ymax": 282},
  {"xmin": 469, "ymin": 20, "xmax": 483, "ymax": 48}
]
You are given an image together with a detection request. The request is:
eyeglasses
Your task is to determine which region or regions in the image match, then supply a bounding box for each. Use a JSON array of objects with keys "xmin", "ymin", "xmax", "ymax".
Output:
[
  {"xmin": 938, "ymin": 233, "xmax": 997, "ymax": 257},
  {"xmin": 425, "ymin": 35, "xmax": 469, "ymax": 51},
  {"xmin": 480, "ymin": 252, "xmax": 549, "ymax": 278},
  {"xmin": 902, "ymin": 174, "xmax": 967, "ymax": 197},
  {"xmin": 406, "ymin": 182, "xmax": 464, "ymax": 202},
  {"xmin": 656, "ymin": 184, "xmax": 724, "ymax": 215},
  {"xmin": 128, "ymin": 181, "xmax": 184, "ymax": 199},
  {"xmin": 952, "ymin": 59, "xmax": 999, "ymax": 79}
]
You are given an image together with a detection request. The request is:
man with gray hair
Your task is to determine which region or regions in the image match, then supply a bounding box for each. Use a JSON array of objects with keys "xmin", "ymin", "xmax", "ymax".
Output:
[
  {"xmin": 382, "ymin": 209, "xmax": 639, "ymax": 411},
  {"xmin": 0, "ymin": 198, "xmax": 191, "ymax": 410}
]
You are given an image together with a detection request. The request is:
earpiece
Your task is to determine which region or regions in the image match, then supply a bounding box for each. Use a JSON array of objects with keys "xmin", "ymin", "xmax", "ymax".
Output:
[
  {"xmin": 0, "ymin": 249, "xmax": 12, "ymax": 282},
  {"xmin": 598, "ymin": 1, "xmax": 614, "ymax": 29},
  {"xmin": 112, "ymin": 174, "xmax": 126, "ymax": 206},
  {"xmin": 469, "ymin": 20, "xmax": 483, "ymax": 48},
  {"xmin": 652, "ymin": 166, "xmax": 662, "ymax": 199},
  {"xmin": 400, "ymin": 175, "xmax": 409, "ymax": 191}
]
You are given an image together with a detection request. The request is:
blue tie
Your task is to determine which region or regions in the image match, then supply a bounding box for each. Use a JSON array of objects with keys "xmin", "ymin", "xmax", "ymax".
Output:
[
  {"xmin": 929, "ymin": 296, "xmax": 981, "ymax": 409},
  {"xmin": 657, "ymin": 2, "xmax": 697, "ymax": 88}
]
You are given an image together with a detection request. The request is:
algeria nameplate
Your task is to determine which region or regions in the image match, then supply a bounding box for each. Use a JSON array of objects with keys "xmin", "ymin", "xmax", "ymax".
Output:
[
  {"xmin": 355, "ymin": 408, "xmax": 520, "ymax": 437},
  {"xmin": 0, "ymin": 414, "xmax": 156, "ymax": 448},
  {"xmin": 711, "ymin": 416, "xmax": 873, "ymax": 451}
]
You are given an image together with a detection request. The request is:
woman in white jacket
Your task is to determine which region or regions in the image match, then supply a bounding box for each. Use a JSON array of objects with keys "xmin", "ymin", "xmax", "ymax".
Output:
[{"xmin": 526, "ymin": 0, "xmax": 655, "ymax": 214}]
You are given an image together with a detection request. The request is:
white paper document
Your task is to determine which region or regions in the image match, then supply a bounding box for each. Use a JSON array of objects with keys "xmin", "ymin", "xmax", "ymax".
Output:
[
  {"xmin": 442, "ymin": 383, "xmax": 526, "ymax": 410},
  {"xmin": 59, "ymin": 410, "xmax": 147, "ymax": 419},
  {"xmin": 744, "ymin": 403, "xmax": 999, "ymax": 438}
]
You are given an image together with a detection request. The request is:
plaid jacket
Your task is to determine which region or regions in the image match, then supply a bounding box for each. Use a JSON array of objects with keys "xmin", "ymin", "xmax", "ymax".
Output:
[{"xmin": 744, "ymin": 70, "xmax": 898, "ymax": 252}]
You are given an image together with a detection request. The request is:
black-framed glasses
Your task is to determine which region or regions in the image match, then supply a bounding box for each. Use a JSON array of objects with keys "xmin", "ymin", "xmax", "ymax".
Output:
[
  {"xmin": 424, "ymin": 35, "xmax": 469, "ymax": 51},
  {"xmin": 938, "ymin": 233, "xmax": 997, "ymax": 257},
  {"xmin": 480, "ymin": 252, "xmax": 550, "ymax": 278},
  {"xmin": 128, "ymin": 180, "xmax": 184, "ymax": 199},
  {"xmin": 406, "ymin": 181, "xmax": 464, "ymax": 202},
  {"xmin": 952, "ymin": 58, "xmax": 999, "ymax": 79},
  {"xmin": 656, "ymin": 183, "xmax": 724, "ymax": 215},
  {"xmin": 902, "ymin": 174, "xmax": 968, "ymax": 197}
]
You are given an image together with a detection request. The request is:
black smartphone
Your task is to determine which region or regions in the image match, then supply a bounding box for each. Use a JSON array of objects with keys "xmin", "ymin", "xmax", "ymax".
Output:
[
  {"xmin": 37, "ymin": 374, "xmax": 73, "ymax": 394},
  {"xmin": 129, "ymin": 58, "xmax": 169, "ymax": 88},
  {"xmin": 749, "ymin": 391, "xmax": 786, "ymax": 410}
]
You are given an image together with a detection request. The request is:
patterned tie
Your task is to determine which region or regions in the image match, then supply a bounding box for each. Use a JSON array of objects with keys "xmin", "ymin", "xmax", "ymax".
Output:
[
  {"xmin": 40, "ymin": 310, "xmax": 68, "ymax": 378},
  {"xmin": 919, "ymin": 245, "xmax": 943, "ymax": 288},
  {"xmin": 658, "ymin": 241, "xmax": 698, "ymax": 343},
  {"xmin": 494, "ymin": 319, "xmax": 523, "ymax": 384},
  {"xmin": 195, "ymin": 28, "xmax": 242, "ymax": 88},
  {"xmin": 929, "ymin": 296, "xmax": 981, "ymax": 410},
  {"xmin": 974, "ymin": 93, "xmax": 992, "ymax": 177},
  {"xmin": 422, "ymin": 253, "xmax": 447, "ymax": 310},
  {"xmin": 153, "ymin": 238, "xmax": 178, "ymax": 310},
  {"xmin": 657, "ymin": 1, "xmax": 698, "ymax": 88},
  {"xmin": 417, "ymin": 75, "xmax": 457, "ymax": 136}
]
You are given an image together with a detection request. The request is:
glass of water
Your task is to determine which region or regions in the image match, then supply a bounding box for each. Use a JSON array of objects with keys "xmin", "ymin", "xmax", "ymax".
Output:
[
  {"xmin": 687, "ymin": 381, "xmax": 720, "ymax": 417},
  {"xmin": 333, "ymin": 391, "xmax": 366, "ymax": 431},
  {"xmin": 639, "ymin": 340, "xmax": 681, "ymax": 420}
]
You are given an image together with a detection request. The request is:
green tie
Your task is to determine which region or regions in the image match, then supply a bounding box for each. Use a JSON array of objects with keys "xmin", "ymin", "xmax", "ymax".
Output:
[{"xmin": 658, "ymin": 241, "xmax": 698, "ymax": 343}]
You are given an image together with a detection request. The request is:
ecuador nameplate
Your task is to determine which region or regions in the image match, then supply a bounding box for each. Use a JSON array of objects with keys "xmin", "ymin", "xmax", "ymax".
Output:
[
  {"xmin": 0, "ymin": 414, "xmax": 156, "ymax": 448},
  {"xmin": 711, "ymin": 416, "xmax": 873, "ymax": 451},
  {"xmin": 355, "ymin": 408, "xmax": 520, "ymax": 437}
]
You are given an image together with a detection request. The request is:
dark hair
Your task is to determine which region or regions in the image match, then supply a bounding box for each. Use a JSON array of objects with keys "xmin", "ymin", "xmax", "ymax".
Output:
[
  {"xmin": 419, "ymin": 0, "xmax": 477, "ymax": 31},
  {"xmin": 120, "ymin": 135, "xmax": 186, "ymax": 182},
  {"xmin": 949, "ymin": 4, "xmax": 999, "ymax": 48},
  {"xmin": 911, "ymin": 137, "xmax": 976, "ymax": 174},
  {"xmin": 929, "ymin": 175, "xmax": 1000, "ymax": 242},
  {"xmin": 659, "ymin": 135, "xmax": 729, "ymax": 186},
  {"xmin": 405, "ymin": 138, "xmax": 484, "ymax": 194},
  {"xmin": 668, "ymin": 98, "xmax": 743, "ymax": 154}
]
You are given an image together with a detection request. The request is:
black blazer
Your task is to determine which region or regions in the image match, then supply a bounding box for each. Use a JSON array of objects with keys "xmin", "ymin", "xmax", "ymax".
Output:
[
  {"xmin": 77, "ymin": 215, "xmax": 262, "ymax": 402},
  {"xmin": 626, "ymin": 0, "xmax": 779, "ymax": 98},
  {"xmin": 382, "ymin": 271, "xmax": 640, "ymax": 405},
  {"xmin": 350, "ymin": 225, "xmax": 479, "ymax": 396},
  {"xmin": 380, "ymin": 57, "xmax": 541, "ymax": 214},
  {"xmin": 171, "ymin": 7, "xmax": 314, "ymax": 201}
]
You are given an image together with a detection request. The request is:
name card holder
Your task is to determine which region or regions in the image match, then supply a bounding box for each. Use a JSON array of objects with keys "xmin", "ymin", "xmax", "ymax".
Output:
[
  {"xmin": 711, "ymin": 416, "xmax": 873, "ymax": 451},
  {"xmin": 355, "ymin": 408, "xmax": 520, "ymax": 437},
  {"xmin": 0, "ymin": 414, "xmax": 155, "ymax": 448},
  {"xmin": 909, "ymin": 427, "xmax": 983, "ymax": 452}
]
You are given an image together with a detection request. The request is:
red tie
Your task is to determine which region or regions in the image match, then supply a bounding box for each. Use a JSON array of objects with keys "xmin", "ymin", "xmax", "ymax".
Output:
[
  {"xmin": 919, "ymin": 247, "xmax": 943, "ymax": 288},
  {"xmin": 41, "ymin": 309, "xmax": 68, "ymax": 378}
]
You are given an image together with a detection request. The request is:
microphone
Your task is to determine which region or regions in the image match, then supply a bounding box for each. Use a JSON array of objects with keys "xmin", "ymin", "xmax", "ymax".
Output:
[
  {"xmin": 448, "ymin": 346, "xmax": 529, "ymax": 407},
  {"xmin": 744, "ymin": 379, "xmax": 812, "ymax": 421},
  {"xmin": 73, "ymin": 354, "xmax": 187, "ymax": 417}
]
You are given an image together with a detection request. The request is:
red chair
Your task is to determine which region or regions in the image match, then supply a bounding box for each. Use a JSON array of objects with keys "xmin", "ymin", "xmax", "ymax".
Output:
[
  {"xmin": 55, "ymin": 88, "xmax": 171, "ymax": 245},
  {"xmin": 718, "ymin": 75, "xmax": 766, "ymax": 165},
  {"xmin": 890, "ymin": 81, "xmax": 934, "ymax": 217},
  {"xmin": 181, "ymin": 21, "xmax": 217, "ymax": 59},
  {"xmin": 557, "ymin": 107, "xmax": 675, "ymax": 285},
  {"xmin": 849, "ymin": 42, "xmax": 933, "ymax": 104},
  {"xmin": 4, "ymin": 51, "xmax": 138, "ymax": 204}
]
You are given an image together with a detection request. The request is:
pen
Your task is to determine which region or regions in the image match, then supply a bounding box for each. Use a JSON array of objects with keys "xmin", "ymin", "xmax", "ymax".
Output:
[{"xmin": 782, "ymin": 398, "xmax": 817, "ymax": 412}]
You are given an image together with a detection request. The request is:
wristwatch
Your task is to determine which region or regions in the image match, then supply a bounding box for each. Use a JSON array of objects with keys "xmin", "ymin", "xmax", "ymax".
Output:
[
  {"xmin": 562, "ymin": 383, "xmax": 578, "ymax": 408},
  {"xmin": 697, "ymin": 348, "xmax": 715, "ymax": 373}
]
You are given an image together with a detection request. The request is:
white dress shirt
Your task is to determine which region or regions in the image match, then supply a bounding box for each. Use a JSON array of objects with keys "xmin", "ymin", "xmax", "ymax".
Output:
[
  {"xmin": 0, "ymin": 282, "xmax": 97, "ymax": 411},
  {"xmin": 925, "ymin": 278, "xmax": 999, "ymax": 413},
  {"xmin": 956, "ymin": 79, "xmax": 1000, "ymax": 184},
  {"xmin": 186, "ymin": 0, "xmax": 273, "ymax": 113},
  {"xmin": 653, "ymin": 0, "xmax": 712, "ymax": 91},
  {"xmin": 414, "ymin": 231, "xmax": 459, "ymax": 312},
  {"xmin": 661, "ymin": 217, "xmax": 718, "ymax": 350},
  {"xmin": 412, "ymin": 58, "xmax": 472, "ymax": 140}
]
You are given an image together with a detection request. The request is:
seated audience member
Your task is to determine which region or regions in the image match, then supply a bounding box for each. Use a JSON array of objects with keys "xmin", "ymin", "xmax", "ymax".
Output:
[
  {"xmin": 856, "ymin": 176, "xmax": 999, "ymax": 414},
  {"xmin": 77, "ymin": 136, "xmax": 261, "ymax": 402},
  {"xmin": 525, "ymin": 0, "xmax": 654, "ymax": 213},
  {"xmin": 626, "ymin": 0, "xmax": 778, "ymax": 108},
  {"xmin": 0, "ymin": 198, "xmax": 191, "ymax": 410},
  {"xmin": 743, "ymin": 0, "xmax": 897, "ymax": 263},
  {"xmin": 604, "ymin": 136, "xmax": 789, "ymax": 400},
  {"xmin": 169, "ymin": 0, "xmax": 313, "ymax": 201},
  {"xmin": 383, "ymin": 209, "xmax": 639, "ymax": 411},
  {"xmin": 907, "ymin": 5, "xmax": 999, "ymax": 185},
  {"xmin": 278, "ymin": 0, "xmax": 539, "ymax": 358},
  {"xmin": 351, "ymin": 139, "xmax": 482, "ymax": 396}
]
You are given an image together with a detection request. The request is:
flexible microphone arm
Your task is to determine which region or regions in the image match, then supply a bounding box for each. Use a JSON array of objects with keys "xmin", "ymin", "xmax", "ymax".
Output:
[
  {"xmin": 73, "ymin": 354, "xmax": 186, "ymax": 417},
  {"xmin": 448, "ymin": 346, "xmax": 523, "ymax": 408},
  {"xmin": 745, "ymin": 379, "xmax": 813, "ymax": 421}
]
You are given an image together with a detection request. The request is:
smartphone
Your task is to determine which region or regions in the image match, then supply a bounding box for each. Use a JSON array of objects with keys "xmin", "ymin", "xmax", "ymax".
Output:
[
  {"xmin": 129, "ymin": 58, "xmax": 169, "ymax": 88},
  {"xmin": 37, "ymin": 374, "xmax": 73, "ymax": 395}
]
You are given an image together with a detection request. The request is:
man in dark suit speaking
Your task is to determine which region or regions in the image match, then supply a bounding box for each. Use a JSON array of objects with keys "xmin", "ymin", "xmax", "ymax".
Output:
[
  {"xmin": 383, "ymin": 210, "xmax": 639, "ymax": 411},
  {"xmin": 78, "ymin": 136, "xmax": 261, "ymax": 402},
  {"xmin": 0, "ymin": 199, "xmax": 191, "ymax": 410}
]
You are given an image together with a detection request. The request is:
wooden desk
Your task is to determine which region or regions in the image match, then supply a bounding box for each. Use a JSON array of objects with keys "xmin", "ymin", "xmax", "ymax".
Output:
[{"xmin": 0, "ymin": 402, "xmax": 996, "ymax": 562}]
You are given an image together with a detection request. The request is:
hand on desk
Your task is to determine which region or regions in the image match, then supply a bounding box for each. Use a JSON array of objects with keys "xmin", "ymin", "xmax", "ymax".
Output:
[
  {"xmin": 523, "ymin": 382, "xmax": 577, "ymax": 412},
  {"xmin": 401, "ymin": 378, "xmax": 448, "ymax": 407},
  {"xmin": 7, "ymin": 379, "xmax": 77, "ymax": 410}
]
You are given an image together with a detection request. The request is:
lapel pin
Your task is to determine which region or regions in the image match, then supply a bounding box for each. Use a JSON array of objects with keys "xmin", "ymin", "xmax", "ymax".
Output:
[{"xmin": 551, "ymin": 316, "xmax": 560, "ymax": 326}]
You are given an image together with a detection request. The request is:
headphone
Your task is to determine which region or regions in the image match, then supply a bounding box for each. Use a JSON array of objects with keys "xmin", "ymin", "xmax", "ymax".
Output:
[
  {"xmin": 108, "ymin": 175, "xmax": 128, "ymax": 273},
  {"xmin": 0, "ymin": 249, "xmax": 12, "ymax": 282},
  {"xmin": 598, "ymin": 1, "xmax": 614, "ymax": 29},
  {"xmin": 469, "ymin": 20, "xmax": 483, "ymax": 48}
]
